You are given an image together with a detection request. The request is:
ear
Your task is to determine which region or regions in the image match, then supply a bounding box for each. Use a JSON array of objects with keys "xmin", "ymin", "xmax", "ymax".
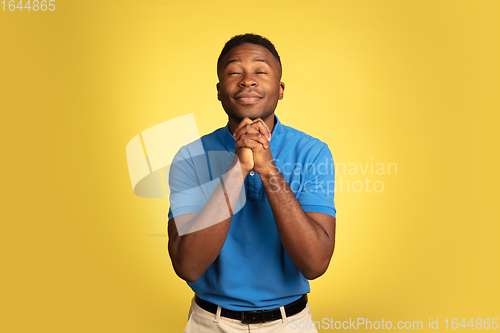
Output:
[
  {"xmin": 278, "ymin": 81, "xmax": 285, "ymax": 100},
  {"xmin": 216, "ymin": 82, "xmax": 221, "ymax": 101}
]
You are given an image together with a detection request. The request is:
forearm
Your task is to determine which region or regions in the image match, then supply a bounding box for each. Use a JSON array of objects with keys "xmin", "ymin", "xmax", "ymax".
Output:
[
  {"xmin": 261, "ymin": 169, "xmax": 335, "ymax": 280},
  {"xmin": 168, "ymin": 158, "xmax": 246, "ymax": 282}
]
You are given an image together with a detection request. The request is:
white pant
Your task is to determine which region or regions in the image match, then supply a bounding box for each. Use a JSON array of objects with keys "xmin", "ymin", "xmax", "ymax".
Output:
[{"xmin": 184, "ymin": 297, "xmax": 319, "ymax": 332}]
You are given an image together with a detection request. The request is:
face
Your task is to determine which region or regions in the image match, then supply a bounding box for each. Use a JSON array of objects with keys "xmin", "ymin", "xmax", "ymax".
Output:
[{"xmin": 217, "ymin": 43, "xmax": 285, "ymax": 123}]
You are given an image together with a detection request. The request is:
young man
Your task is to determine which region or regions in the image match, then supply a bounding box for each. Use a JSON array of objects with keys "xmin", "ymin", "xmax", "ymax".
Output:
[{"xmin": 168, "ymin": 33, "xmax": 336, "ymax": 332}]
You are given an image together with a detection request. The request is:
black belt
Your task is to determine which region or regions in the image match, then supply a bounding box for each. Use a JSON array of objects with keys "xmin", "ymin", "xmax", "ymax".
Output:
[{"xmin": 194, "ymin": 294, "xmax": 308, "ymax": 324}]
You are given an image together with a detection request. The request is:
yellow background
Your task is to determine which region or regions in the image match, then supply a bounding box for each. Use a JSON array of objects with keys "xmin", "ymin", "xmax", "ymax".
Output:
[{"xmin": 1, "ymin": 0, "xmax": 498, "ymax": 332}]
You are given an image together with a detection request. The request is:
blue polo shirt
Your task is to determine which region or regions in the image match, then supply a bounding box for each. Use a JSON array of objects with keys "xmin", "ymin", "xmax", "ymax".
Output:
[{"xmin": 168, "ymin": 116, "xmax": 336, "ymax": 311}]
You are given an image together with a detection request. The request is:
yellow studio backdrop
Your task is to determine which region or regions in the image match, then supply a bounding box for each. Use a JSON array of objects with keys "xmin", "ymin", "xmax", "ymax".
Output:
[{"xmin": 1, "ymin": 0, "xmax": 498, "ymax": 332}]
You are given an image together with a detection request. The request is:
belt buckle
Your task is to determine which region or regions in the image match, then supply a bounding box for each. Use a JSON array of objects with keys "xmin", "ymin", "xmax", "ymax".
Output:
[{"xmin": 241, "ymin": 310, "xmax": 265, "ymax": 324}]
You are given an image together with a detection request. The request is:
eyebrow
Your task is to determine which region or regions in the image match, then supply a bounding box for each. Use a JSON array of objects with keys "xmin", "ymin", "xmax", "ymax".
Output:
[{"xmin": 225, "ymin": 58, "xmax": 271, "ymax": 67}]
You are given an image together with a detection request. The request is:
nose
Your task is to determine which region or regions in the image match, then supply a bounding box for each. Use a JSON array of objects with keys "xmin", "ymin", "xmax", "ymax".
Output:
[{"xmin": 238, "ymin": 72, "xmax": 257, "ymax": 87}]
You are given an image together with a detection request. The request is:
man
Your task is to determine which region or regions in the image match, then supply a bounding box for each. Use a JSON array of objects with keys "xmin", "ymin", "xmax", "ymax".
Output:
[{"xmin": 167, "ymin": 33, "xmax": 336, "ymax": 332}]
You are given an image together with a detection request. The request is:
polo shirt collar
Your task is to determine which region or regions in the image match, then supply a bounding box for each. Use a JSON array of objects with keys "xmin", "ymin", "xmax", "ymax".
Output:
[{"xmin": 223, "ymin": 115, "xmax": 283, "ymax": 152}]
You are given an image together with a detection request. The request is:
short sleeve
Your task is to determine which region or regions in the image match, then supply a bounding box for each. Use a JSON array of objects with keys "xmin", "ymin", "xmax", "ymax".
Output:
[
  {"xmin": 167, "ymin": 141, "xmax": 213, "ymax": 220},
  {"xmin": 297, "ymin": 143, "xmax": 336, "ymax": 218}
]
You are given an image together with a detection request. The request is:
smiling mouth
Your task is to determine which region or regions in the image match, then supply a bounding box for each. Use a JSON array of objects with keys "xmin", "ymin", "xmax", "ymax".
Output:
[{"xmin": 234, "ymin": 93, "xmax": 263, "ymax": 104}]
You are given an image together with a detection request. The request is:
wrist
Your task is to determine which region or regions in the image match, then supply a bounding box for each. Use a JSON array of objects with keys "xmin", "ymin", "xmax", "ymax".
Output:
[
  {"xmin": 256, "ymin": 162, "xmax": 280, "ymax": 180},
  {"xmin": 229, "ymin": 155, "xmax": 251, "ymax": 178}
]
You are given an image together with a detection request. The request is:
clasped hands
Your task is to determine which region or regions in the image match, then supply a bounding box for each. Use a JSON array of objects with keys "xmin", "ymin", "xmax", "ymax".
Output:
[{"xmin": 233, "ymin": 117, "xmax": 277, "ymax": 177}]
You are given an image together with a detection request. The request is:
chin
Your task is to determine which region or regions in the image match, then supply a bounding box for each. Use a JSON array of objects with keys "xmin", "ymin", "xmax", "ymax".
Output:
[{"xmin": 231, "ymin": 110, "xmax": 274, "ymax": 122}]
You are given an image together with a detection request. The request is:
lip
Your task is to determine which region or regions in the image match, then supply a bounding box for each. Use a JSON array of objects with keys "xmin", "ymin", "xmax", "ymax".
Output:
[{"xmin": 234, "ymin": 92, "xmax": 263, "ymax": 105}]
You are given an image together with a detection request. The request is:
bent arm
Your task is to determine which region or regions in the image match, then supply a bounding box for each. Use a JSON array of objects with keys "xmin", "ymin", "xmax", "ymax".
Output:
[
  {"xmin": 260, "ymin": 170, "xmax": 336, "ymax": 280},
  {"xmin": 168, "ymin": 157, "xmax": 246, "ymax": 282}
]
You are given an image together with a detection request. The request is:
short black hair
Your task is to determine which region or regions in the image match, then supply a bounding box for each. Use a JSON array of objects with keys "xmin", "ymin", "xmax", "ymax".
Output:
[{"xmin": 217, "ymin": 33, "xmax": 281, "ymax": 72}]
